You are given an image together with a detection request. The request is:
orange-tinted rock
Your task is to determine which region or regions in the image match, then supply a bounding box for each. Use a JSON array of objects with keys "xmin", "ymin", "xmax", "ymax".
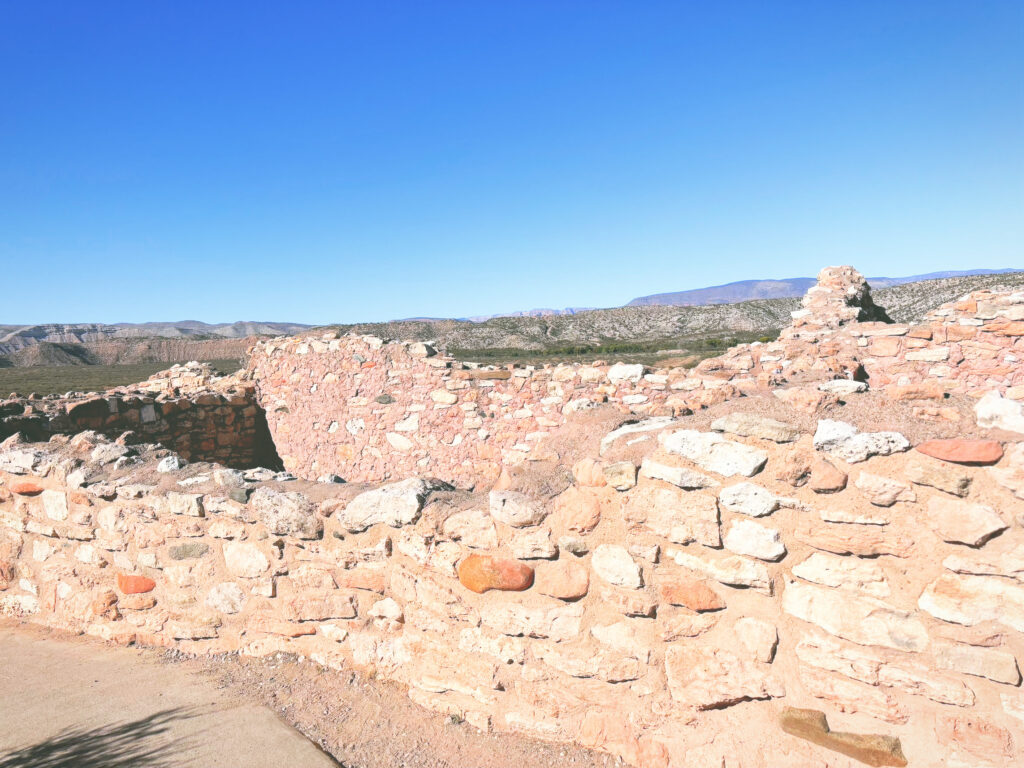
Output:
[
  {"xmin": 774, "ymin": 387, "xmax": 837, "ymax": 415},
  {"xmin": 867, "ymin": 337, "xmax": 902, "ymax": 357},
  {"xmin": 775, "ymin": 452, "xmax": 812, "ymax": 487},
  {"xmin": 91, "ymin": 589, "xmax": 119, "ymax": 620},
  {"xmin": 334, "ymin": 567, "xmax": 386, "ymax": 593},
  {"xmin": 554, "ymin": 486, "xmax": 602, "ymax": 533},
  {"xmin": 536, "ymin": 560, "xmax": 589, "ymax": 600},
  {"xmin": 658, "ymin": 577, "xmax": 724, "ymax": 612},
  {"xmin": 458, "ymin": 554, "xmax": 534, "ymax": 594},
  {"xmin": 809, "ymin": 458, "xmax": 847, "ymax": 493},
  {"xmin": 572, "ymin": 458, "xmax": 607, "ymax": 488},
  {"xmin": 116, "ymin": 572, "xmax": 156, "ymax": 595},
  {"xmin": 988, "ymin": 321, "xmax": 1024, "ymax": 336},
  {"xmin": 9, "ymin": 479, "xmax": 44, "ymax": 496},
  {"xmin": 121, "ymin": 594, "xmax": 157, "ymax": 610},
  {"xmin": 912, "ymin": 405, "xmax": 960, "ymax": 422},
  {"xmin": 916, "ymin": 439, "xmax": 1003, "ymax": 466},
  {"xmin": 885, "ymin": 382, "xmax": 944, "ymax": 401}
]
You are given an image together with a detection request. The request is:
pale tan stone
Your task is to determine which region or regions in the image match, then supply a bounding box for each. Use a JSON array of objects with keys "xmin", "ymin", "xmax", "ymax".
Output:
[
  {"xmin": 591, "ymin": 544, "xmax": 642, "ymax": 589},
  {"xmin": 854, "ymin": 472, "xmax": 916, "ymax": 507},
  {"xmin": 623, "ymin": 485, "xmax": 720, "ymax": 548},
  {"xmin": 934, "ymin": 642, "xmax": 1021, "ymax": 685},
  {"xmin": 783, "ymin": 578, "xmax": 928, "ymax": 651},
  {"xmin": 791, "ymin": 552, "xmax": 890, "ymax": 598},
  {"xmin": 926, "ymin": 497, "xmax": 1007, "ymax": 547},
  {"xmin": 919, "ymin": 573, "xmax": 1024, "ymax": 632},
  {"xmin": 665, "ymin": 646, "xmax": 783, "ymax": 709},
  {"xmin": 668, "ymin": 548, "xmax": 772, "ymax": 595}
]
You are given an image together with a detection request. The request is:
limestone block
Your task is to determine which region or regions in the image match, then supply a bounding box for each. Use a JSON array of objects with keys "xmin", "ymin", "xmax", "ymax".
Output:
[
  {"xmin": 591, "ymin": 544, "xmax": 642, "ymax": 589},
  {"xmin": 623, "ymin": 485, "xmax": 720, "ymax": 547},
  {"xmin": 710, "ymin": 412, "xmax": 800, "ymax": 442},
  {"xmin": 668, "ymin": 548, "xmax": 772, "ymax": 595},
  {"xmin": 223, "ymin": 542, "xmax": 270, "ymax": 578},
  {"xmin": 665, "ymin": 646, "xmax": 784, "ymax": 709},
  {"xmin": 925, "ymin": 497, "xmax": 1007, "ymax": 547},
  {"xmin": 791, "ymin": 552, "xmax": 890, "ymax": 598},
  {"xmin": 723, "ymin": 519, "xmax": 786, "ymax": 562},
  {"xmin": 639, "ymin": 457, "xmax": 717, "ymax": 489},
  {"xmin": 488, "ymin": 490, "xmax": 548, "ymax": 528},
  {"xmin": 718, "ymin": 482, "xmax": 777, "ymax": 517},
  {"xmin": 659, "ymin": 430, "xmax": 768, "ymax": 477},
  {"xmin": 813, "ymin": 420, "xmax": 910, "ymax": 463},
  {"xmin": 338, "ymin": 479, "xmax": 445, "ymax": 533},
  {"xmin": 249, "ymin": 487, "xmax": 323, "ymax": 538},
  {"xmin": 783, "ymin": 578, "xmax": 928, "ymax": 652}
]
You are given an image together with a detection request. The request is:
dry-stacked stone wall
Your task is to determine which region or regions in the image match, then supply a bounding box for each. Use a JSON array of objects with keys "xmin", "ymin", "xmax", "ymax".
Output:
[
  {"xmin": 0, "ymin": 363, "xmax": 280, "ymax": 470},
  {"xmin": 1, "ymin": 407, "xmax": 1022, "ymax": 767},
  {"xmin": 698, "ymin": 270, "xmax": 1024, "ymax": 403},
  {"xmin": 248, "ymin": 268, "xmax": 1024, "ymax": 487},
  {"xmin": 247, "ymin": 335, "xmax": 754, "ymax": 487}
]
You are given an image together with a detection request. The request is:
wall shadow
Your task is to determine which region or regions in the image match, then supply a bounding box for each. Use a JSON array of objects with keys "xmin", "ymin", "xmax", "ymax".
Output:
[{"xmin": 0, "ymin": 707, "xmax": 195, "ymax": 768}]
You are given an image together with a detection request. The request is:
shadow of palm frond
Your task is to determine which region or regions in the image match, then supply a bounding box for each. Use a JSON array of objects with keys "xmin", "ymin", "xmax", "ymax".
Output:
[{"xmin": 0, "ymin": 707, "xmax": 198, "ymax": 768}]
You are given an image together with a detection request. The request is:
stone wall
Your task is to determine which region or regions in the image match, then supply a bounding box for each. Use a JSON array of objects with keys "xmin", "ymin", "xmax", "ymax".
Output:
[
  {"xmin": 698, "ymin": 274, "xmax": 1024, "ymax": 402},
  {"xmin": 247, "ymin": 335, "xmax": 758, "ymax": 487},
  {"xmin": 0, "ymin": 363, "xmax": 281, "ymax": 470},
  {"xmin": 247, "ymin": 268, "xmax": 1023, "ymax": 487},
  {"xmin": 2, "ymin": 406, "xmax": 1023, "ymax": 767}
]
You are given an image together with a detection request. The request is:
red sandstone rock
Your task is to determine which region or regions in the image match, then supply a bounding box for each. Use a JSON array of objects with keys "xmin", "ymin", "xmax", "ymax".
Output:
[
  {"xmin": 885, "ymin": 382, "xmax": 944, "ymax": 401},
  {"xmin": 868, "ymin": 337, "xmax": 902, "ymax": 357},
  {"xmin": 774, "ymin": 387, "xmax": 837, "ymax": 414},
  {"xmin": 809, "ymin": 459, "xmax": 847, "ymax": 493},
  {"xmin": 334, "ymin": 567, "xmax": 386, "ymax": 593},
  {"xmin": 116, "ymin": 572, "xmax": 156, "ymax": 594},
  {"xmin": 912, "ymin": 405, "xmax": 960, "ymax": 422},
  {"xmin": 8, "ymin": 479, "xmax": 44, "ymax": 496},
  {"xmin": 572, "ymin": 458, "xmax": 607, "ymax": 488},
  {"xmin": 658, "ymin": 577, "xmax": 724, "ymax": 612},
  {"xmin": 536, "ymin": 560, "xmax": 589, "ymax": 600},
  {"xmin": 121, "ymin": 594, "xmax": 157, "ymax": 610},
  {"xmin": 554, "ymin": 486, "xmax": 602, "ymax": 533},
  {"xmin": 987, "ymin": 321, "xmax": 1024, "ymax": 336},
  {"xmin": 457, "ymin": 554, "xmax": 534, "ymax": 594},
  {"xmin": 916, "ymin": 439, "xmax": 1003, "ymax": 465},
  {"xmin": 946, "ymin": 324, "xmax": 977, "ymax": 341}
]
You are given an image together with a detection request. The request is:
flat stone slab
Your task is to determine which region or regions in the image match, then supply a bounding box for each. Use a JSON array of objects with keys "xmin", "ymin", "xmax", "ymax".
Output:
[
  {"xmin": 915, "ymin": 439, "xmax": 1003, "ymax": 465},
  {"xmin": 0, "ymin": 621, "xmax": 338, "ymax": 768}
]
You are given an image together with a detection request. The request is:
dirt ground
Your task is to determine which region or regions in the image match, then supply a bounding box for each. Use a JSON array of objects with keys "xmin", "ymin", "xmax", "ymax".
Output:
[
  {"xmin": 176, "ymin": 648, "xmax": 619, "ymax": 768},
  {"xmin": 1, "ymin": 621, "xmax": 616, "ymax": 768}
]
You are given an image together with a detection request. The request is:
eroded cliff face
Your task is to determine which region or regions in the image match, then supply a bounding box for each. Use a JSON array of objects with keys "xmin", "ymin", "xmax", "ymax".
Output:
[{"xmin": 1, "ymin": 266, "xmax": 1023, "ymax": 768}]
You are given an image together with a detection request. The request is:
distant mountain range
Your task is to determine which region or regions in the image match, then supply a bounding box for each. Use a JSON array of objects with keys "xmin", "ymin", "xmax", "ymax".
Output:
[
  {"xmin": 0, "ymin": 321, "xmax": 312, "ymax": 367},
  {"xmin": 626, "ymin": 269, "xmax": 1021, "ymax": 307},
  {"xmin": 4, "ymin": 270, "xmax": 1024, "ymax": 368},
  {"xmin": 0, "ymin": 320, "xmax": 311, "ymax": 352}
]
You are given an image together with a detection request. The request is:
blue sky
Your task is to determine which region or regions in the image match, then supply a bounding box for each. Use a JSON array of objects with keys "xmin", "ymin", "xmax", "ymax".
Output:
[{"xmin": 1, "ymin": 1, "xmax": 1021, "ymax": 324}]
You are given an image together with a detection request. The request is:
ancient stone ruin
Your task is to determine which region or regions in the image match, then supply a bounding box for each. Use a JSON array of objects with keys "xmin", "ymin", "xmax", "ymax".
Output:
[{"xmin": 2, "ymin": 266, "xmax": 1023, "ymax": 767}]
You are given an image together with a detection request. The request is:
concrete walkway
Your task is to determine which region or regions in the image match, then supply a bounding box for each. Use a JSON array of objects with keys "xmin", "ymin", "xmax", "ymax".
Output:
[{"xmin": 0, "ymin": 621, "xmax": 339, "ymax": 768}]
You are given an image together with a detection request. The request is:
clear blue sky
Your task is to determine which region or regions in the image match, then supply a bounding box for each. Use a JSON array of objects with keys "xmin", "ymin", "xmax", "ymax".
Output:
[{"xmin": 1, "ymin": 1, "xmax": 1021, "ymax": 324}]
